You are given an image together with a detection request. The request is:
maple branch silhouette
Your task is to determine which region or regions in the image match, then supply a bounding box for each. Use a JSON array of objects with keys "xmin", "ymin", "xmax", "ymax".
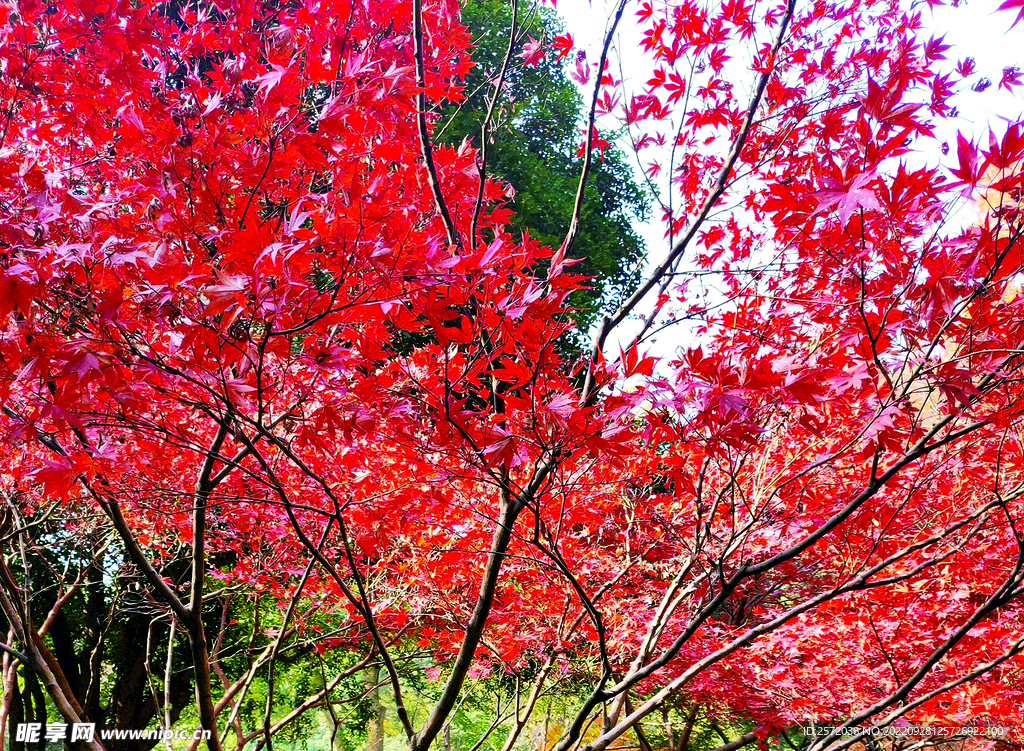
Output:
[
  {"xmin": 414, "ymin": 0, "xmax": 461, "ymax": 247},
  {"xmin": 580, "ymin": 0, "xmax": 797, "ymax": 400},
  {"xmin": 469, "ymin": 0, "xmax": 518, "ymax": 247}
]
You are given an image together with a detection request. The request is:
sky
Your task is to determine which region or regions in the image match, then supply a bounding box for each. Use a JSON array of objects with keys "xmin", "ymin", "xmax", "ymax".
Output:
[{"xmin": 548, "ymin": 0, "xmax": 1024, "ymax": 357}]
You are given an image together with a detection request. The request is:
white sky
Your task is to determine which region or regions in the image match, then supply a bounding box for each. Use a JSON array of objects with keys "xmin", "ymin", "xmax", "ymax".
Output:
[{"xmin": 550, "ymin": 0, "xmax": 1024, "ymax": 357}]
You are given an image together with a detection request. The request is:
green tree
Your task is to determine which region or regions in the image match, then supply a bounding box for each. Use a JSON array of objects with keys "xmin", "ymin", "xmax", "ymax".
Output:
[{"xmin": 439, "ymin": 0, "xmax": 649, "ymax": 337}]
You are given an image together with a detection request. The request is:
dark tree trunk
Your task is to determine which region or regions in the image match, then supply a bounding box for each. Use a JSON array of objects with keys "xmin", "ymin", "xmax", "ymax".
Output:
[{"xmin": 8, "ymin": 670, "xmax": 25, "ymax": 751}]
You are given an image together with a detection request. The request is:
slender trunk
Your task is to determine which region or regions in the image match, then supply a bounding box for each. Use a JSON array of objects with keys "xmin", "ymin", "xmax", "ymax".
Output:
[
  {"xmin": 499, "ymin": 658, "xmax": 555, "ymax": 751},
  {"xmin": 1, "ymin": 631, "xmax": 16, "ymax": 751},
  {"xmin": 188, "ymin": 624, "xmax": 222, "ymax": 751},
  {"xmin": 7, "ymin": 667, "xmax": 24, "ymax": 751},
  {"xmin": 187, "ymin": 422, "xmax": 229, "ymax": 751},
  {"xmin": 84, "ymin": 562, "xmax": 105, "ymax": 722},
  {"xmin": 413, "ymin": 499, "xmax": 519, "ymax": 751},
  {"xmin": 165, "ymin": 616, "xmax": 175, "ymax": 751},
  {"xmin": 24, "ymin": 668, "xmax": 47, "ymax": 751},
  {"xmin": 365, "ymin": 664, "xmax": 385, "ymax": 751},
  {"xmin": 677, "ymin": 706, "xmax": 699, "ymax": 751}
]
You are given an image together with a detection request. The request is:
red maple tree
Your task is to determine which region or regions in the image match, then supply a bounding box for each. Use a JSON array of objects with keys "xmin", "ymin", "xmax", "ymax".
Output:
[{"xmin": 2, "ymin": 0, "xmax": 1024, "ymax": 749}]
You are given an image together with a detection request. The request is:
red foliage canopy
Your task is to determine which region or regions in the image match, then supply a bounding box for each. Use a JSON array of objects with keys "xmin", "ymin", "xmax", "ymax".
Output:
[{"xmin": 2, "ymin": 0, "xmax": 1024, "ymax": 747}]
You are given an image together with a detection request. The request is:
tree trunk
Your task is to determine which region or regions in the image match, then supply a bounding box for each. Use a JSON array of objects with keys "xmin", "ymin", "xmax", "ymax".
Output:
[
  {"xmin": 24, "ymin": 668, "xmax": 47, "ymax": 751},
  {"xmin": 1, "ymin": 636, "xmax": 17, "ymax": 751},
  {"xmin": 7, "ymin": 667, "xmax": 24, "ymax": 751},
  {"xmin": 365, "ymin": 664, "xmax": 385, "ymax": 751}
]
